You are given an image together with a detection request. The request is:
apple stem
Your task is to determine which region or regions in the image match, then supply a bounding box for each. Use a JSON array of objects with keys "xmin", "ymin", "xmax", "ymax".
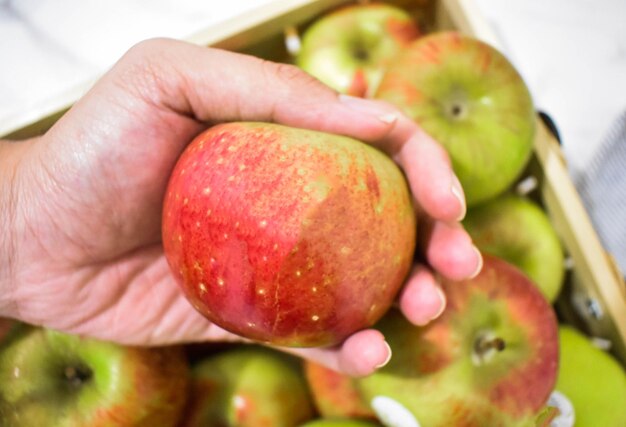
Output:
[{"xmin": 475, "ymin": 336, "xmax": 506, "ymax": 356}]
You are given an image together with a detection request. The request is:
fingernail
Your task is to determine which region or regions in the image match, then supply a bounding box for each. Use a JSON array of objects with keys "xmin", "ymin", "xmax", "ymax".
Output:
[
  {"xmin": 414, "ymin": 286, "xmax": 447, "ymax": 326},
  {"xmin": 339, "ymin": 94, "xmax": 398, "ymax": 125},
  {"xmin": 430, "ymin": 286, "xmax": 447, "ymax": 321},
  {"xmin": 469, "ymin": 245, "xmax": 484, "ymax": 279},
  {"xmin": 451, "ymin": 174, "xmax": 466, "ymax": 221},
  {"xmin": 375, "ymin": 341, "xmax": 393, "ymax": 369}
]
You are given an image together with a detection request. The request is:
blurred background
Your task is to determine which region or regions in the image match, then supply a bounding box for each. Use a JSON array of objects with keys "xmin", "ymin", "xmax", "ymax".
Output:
[{"xmin": 1, "ymin": 0, "xmax": 625, "ymax": 270}]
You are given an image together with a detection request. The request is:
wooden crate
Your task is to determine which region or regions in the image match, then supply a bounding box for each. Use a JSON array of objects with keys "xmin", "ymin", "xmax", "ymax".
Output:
[{"xmin": 3, "ymin": 0, "xmax": 625, "ymax": 364}]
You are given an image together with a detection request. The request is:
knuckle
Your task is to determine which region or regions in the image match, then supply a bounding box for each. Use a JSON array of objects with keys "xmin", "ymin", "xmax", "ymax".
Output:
[{"xmin": 265, "ymin": 60, "xmax": 327, "ymax": 93}]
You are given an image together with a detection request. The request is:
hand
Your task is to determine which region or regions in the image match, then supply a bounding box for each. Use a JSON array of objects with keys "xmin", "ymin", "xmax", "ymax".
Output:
[{"xmin": 0, "ymin": 38, "xmax": 481, "ymax": 377}]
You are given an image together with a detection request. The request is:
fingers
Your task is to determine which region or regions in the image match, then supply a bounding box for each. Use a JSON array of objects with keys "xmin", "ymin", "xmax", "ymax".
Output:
[
  {"xmin": 398, "ymin": 265, "xmax": 446, "ymax": 326},
  {"xmin": 395, "ymin": 129, "xmax": 466, "ymax": 223},
  {"xmin": 420, "ymin": 220, "xmax": 483, "ymax": 281},
  {"xmin": 282, "ymin": 329, "xmax": 391, "ymax": 378}
]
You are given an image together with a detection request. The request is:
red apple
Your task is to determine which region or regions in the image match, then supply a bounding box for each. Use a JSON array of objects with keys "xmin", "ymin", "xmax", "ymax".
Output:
[
  {"xmin": 356, "ymin": 255, "xmax": 559, "ymax": 426},
  {"xmin": 296, "ymin": 2, "xmax": 420, "ymax": 97},
  {"xmin": 162, "ymin": 122, "xmax": 416, "ymax": 347},
  {"xmin": 375, "ymin": 31, "xmax": 535, "ymax": 206}
]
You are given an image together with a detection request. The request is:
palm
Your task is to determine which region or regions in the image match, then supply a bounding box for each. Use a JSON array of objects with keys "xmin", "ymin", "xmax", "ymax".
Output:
[{"xmin": 21, "ymin": 86, "xmax": 234, "ymax": 345}]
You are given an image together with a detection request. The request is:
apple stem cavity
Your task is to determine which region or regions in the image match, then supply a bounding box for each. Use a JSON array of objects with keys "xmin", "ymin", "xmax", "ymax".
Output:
[
  {"xmin": 472, "ymin": 333, "xmax": 506, "ymax": 365},
  {"xmin": 64, "ymin": 364, "xmax": 93, "ymax": 388},
  {"xmin": 448, "ymin": 102, "xmax": 469, "ymax": 121},
  {"xmin": 353, "ymin": 46, "xmax": 370, "ymax": 62}
]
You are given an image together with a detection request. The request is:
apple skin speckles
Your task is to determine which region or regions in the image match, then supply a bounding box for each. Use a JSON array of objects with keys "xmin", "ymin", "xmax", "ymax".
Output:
[{"xmin": 162, "ymin": 122, "xmax": 415, "ymax": 347}]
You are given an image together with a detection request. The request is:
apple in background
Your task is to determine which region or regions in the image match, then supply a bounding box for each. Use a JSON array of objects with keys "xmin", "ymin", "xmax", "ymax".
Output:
[
  {"xmin": 0, "ymin": 325, "xmax": 189, "ymax": 426},
  {"xmin": 0, "ymin": 318, "xmax": 17, "ymax": 343},
  {"xmin": 299, "ymin": 419, "xmax": 381, "ymax": 427},
  {"xmin": 179, "ymin": 345, "xmax": 314, "ymax": 427},
  {"xmin": 549, "ymin": 325, "xmax": 626, "ymax": 427},
  {"xmin": 304, "ymin": 360, "xmax": 375, "ymax": 420},
  {"xmin": 463, "ymin": 193, "xmax": 565, "ymax": 302},
  {"xmin": 356, "ymin": 255, "xmax": 559, "ymax": 427},
  {"xmin": 162, "ymin": 122, "xmax": 416, "ymax": 347},
  {"xmin": 375, "ymin": 31, "xmax": 536, "ymax": 207},
  {"xmin": 296, "ymin": 2, "xmax": 420, "ymax": 97}
]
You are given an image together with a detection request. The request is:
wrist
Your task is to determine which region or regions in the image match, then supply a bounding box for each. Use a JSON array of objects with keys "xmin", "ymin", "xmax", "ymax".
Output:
[{"xmin": 0, "ymin": 138, "xmax": 38, "ymax": 317}]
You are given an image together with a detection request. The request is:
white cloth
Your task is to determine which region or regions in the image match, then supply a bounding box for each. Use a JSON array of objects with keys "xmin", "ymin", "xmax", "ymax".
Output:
[{"xmin": 575, "ymin": 110, "xmax": 626, "ymax": 278}]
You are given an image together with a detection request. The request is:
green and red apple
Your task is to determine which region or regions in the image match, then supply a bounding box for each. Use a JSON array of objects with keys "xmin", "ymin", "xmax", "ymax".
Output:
[
  {"xmin": 356, "ymin": 255, "xmax": 559, "ymax": 426},
  {"xmin": 162, "ymin": 122, "xmax": 416, "ymax": 347},
  {"xmin": 179, "ymin": 345, "xmax": 314, "ymax": 427},
  {"xmin": 463, "ymin": 193, "xmax": 565, "ymax": 302},
  {"xmin": 375, "ymin": 31, "xmax": 536, "ymax": 206},
  {"xmin": 0, "ymin": 325, "xmax": 189, "ymax": 426},
  {"xmin": 304, "ymin": 360, "xmax": 375, "ymax": 420},
  {"xmin": 0, "ymin": 318, "xmax": 17, "ymax": 343},
  {"xmin": 296, "ymin": 2, "xmax": 420, "ymax": 97},
  {"xmin": 299, "ymin": 419, "xmax": 381, "ymax": 427},
  {"xmin": 549, "ymin": 325, "xmax": 626, "ymax": 426}
]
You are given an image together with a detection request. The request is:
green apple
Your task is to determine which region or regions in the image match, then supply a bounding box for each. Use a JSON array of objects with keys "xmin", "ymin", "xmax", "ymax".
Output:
[
  {"xmin": 179, "ymin": 345, "xmax": 314, "ymax": 427},
  {"xmin": 356, "ymin": 255, "xmax": 559, "ymax": 426},
  {"xmin": 299, "ymin": 419, "xmax": 381, "ymax": 427},
  {"xmin": 304, "ymin": 360, "xmax": 375, "ymax": 420},
  {"xmin": 551, "ymin": 325, "xmax": 626, "ymax": 426},
  {"xmin": 0, "ymin": 325, "xmax": 189, "ymax": 426},
  {"xmin": 463, "ymin": 193, "xmax": 565, "ymax": 302},
  {"xmin": 375, "ymin": 31, "xmax": 536, "ymax": 206},
  {"xmin": 162, "ymin": 122, "xmax": 416, "ymax": 347},
  {"xmin": 296, "ymin": 2, "xmax": 420, "ymax": 97}
]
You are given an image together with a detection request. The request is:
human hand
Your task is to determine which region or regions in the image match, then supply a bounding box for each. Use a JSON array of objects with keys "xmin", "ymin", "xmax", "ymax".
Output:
[{"xmin": 0, "ymin": 38, "xmax": 481, "ymax": 377}]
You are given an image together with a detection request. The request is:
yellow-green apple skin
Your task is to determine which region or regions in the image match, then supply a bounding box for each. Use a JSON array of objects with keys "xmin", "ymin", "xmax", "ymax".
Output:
[
  {"xmin": 555, "ymin": 326, "xmax": 626, "ymax": 427},
  {"xmin": 356, "ymin": 255, "xmax": 559, "ymax": 427},
  {"xmin": 0, "ymin": 326, "xmax": 189, "ymax": 427},
  {"xmin": 299, "ymin": 419, "xmax": 381, "ymax": 427},
  {"xmin": 304, "ymin": 360, "xmax": 375, "ymax": 420},
  {"xmin": 162, "ymin": 122, "xmax": 416, "ymax": 347},
  {"xmin": 463, "ymin": 193, "xmax": 565, "ymax": 302},
  {"xmin": 375, "ymin": 31, "xmax": 535, "ymax": 206},
  {"xmin": 296, "ymin": 3, "xmax": 420, "ymax": 97},
  {"xmin": 179, "ymin": 346, "xmax": 314, "ymax": 427}
]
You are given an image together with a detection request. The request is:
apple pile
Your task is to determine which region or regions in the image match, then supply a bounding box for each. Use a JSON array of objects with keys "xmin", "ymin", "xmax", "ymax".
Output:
[
  {"xmin": 292, "ymin": 2, "xmax": 625, "ymax": 426},
  {"xmin": 3, "ymin": 2, "xmax": 625, "ymax": 427}
]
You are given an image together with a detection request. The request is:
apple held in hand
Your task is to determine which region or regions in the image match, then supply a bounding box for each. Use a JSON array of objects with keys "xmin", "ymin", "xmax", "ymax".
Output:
[
  {"xmin": 0, "ymin": 325, "xmax": 189, "ymax": 426},
  {"xmin": 179, "ymin": 346, "xmax": 314, "ymax": 427},
  {"xmin": 356, "ymin": 255, "xmax": 559, "ymax": 427},
  {"xmin": 162, "ymin": 122, "xmax": 416, "ymax": 347},
  {"xmin": 296, "ymin": 2, "xmax": 420, "ymax": 97},
  {"xmin": 375, "ymin": 31, "xmax": 535, "ymax": 206},
  {"xmin": 463, "ymin": 193, "xmax": 565, "ymax": 302}
]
